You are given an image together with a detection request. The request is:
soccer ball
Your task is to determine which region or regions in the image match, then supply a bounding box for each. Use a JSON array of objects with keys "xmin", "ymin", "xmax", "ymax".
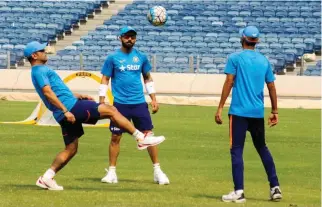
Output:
[{"xmin": 147, "ymin": 6, "xmax": 167, "ymax": 26}]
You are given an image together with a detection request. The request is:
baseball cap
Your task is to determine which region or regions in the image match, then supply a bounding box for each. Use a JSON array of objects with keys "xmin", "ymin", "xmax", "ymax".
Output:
[
  {"xmin": 239, "ymin": 26, "xmax": 260, "ymax": 43},
  {"xmin": 24, "ymin": 41, "xmax": 47, "ymax": 57},
  {"xmin": 119, "ymin": 26, "xmax": 137, "ymax": 36}
]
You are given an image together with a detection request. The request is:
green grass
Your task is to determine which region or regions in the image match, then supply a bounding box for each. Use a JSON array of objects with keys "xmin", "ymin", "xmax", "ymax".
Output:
[{"xmin": 0, "ymin": 101, "xmax": 320, "ymax": 207}]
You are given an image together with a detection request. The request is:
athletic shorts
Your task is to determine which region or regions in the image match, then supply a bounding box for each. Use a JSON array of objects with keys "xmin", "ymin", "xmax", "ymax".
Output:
[
  {"xmin": 109, "ymin": 102, "xmax": 153, "ymax": 134},
  {"xmin": 59, "ymin": 100, "xmax": 100, "ymax": 146}
]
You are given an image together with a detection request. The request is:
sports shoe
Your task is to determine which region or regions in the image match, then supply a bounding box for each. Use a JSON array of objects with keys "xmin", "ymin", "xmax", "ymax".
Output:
[
  {"xmin": 36, "ymin": 176, "xmax": 64, "ymax": 191},
  {"xmin": 101, "ymin": 168, "xmax": 118, "ymax": 184},
  {"xmin": 270, "ymin": 186, "xmax": 282, "ymax": 201},
  {"xmin": 137, "ymin": 132, "xmax": 165, "ymax": 150},
  {"xmin": 222, "ymin": 190, "xmax": 246, "ymax": 203},
  {"xmin": 154, "ymin": 170, "xmax": 170, "ymax": 185}
]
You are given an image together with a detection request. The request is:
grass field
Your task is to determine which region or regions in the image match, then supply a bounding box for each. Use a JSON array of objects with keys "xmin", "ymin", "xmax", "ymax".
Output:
[{"xmin": 0, "ymin": 101, "xmax": 320, "ymax": 207}]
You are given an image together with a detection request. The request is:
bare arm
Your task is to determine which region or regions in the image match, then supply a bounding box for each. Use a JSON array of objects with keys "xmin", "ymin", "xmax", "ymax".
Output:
[
  {"xmin": 43, "ymin": 85, "xmax": 76, "ymax": 123},
  {"xmin": 99, "ymin": 75, "xmax": 110, "ymax": 103},
  {"xmin": 218, "ymin": 74, "xmax": 235, "ymax": 109},
  {"xmin": 142, "ymin": 72, "xmax": 156, "ymax": 102},
  {"xmin": 267, "ymin": 81, "xmax": 279, "ymax": 127},
  {"xmin": 43, "ymin": 85, "xmax": 68, "ymax": 112},
  {"xmin": 215, "ymin": 74, "xmax": 234, "ymax": 124},
  {"xmin": 267, "ymin": 82, "xmax": 278, "ymax": 113}
]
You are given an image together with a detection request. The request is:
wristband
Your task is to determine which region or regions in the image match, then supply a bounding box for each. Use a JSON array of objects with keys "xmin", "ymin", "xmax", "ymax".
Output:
[
  {"xmin": 99, "ymin": 84, "xmax": 108, "ymax": 97},
  {"xmin": 145, "ymin": 81, "xmax": 156, "ymax": 94}
]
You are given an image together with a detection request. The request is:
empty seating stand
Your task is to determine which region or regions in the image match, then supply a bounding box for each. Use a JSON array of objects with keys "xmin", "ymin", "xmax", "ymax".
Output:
[
  {"xmin": 0, "ymin": 0, "xmax": 108, "ymax": 68},
  {"xmin": 1, "ymin": 0, "xmax": 320, "ymax": 75}
]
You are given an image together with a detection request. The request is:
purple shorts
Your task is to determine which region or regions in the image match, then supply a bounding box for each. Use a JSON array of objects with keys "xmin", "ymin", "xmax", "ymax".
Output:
[
  {"xmin": 59, "ymin": 100, "xmax": 100, "ymax": 146},
  {"xmin": 109, "ymin": 102, "xmax": 153, "ymax": 134}
]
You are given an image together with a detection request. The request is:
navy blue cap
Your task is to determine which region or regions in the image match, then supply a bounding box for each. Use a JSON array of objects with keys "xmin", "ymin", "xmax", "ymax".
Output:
[
  {"xmin": 119, "ymin": 26, "xmax": 137, "ymax": 36},
  {"xmin": 24, "ymin": 41, "xmax": 47, "ymax": 57}
]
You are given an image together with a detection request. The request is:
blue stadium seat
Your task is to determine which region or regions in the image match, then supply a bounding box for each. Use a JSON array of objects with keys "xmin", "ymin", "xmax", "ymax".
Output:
[{"xmin": 304, "ymin": 42, "xmax": 314, "ymax": 54}]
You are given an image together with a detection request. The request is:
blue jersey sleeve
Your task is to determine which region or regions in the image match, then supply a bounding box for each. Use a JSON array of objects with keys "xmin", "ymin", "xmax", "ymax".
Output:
[
  {"xmin": 101, "ymin": 55, "xmax": 114, "ymax": 77},
  {"xmin": 142, "ymin": 54, "xmax": 152, "ymax": 75},
  {"xmin": 224, "ymin": 55, "xmax": 237, "ymax": 75},
  {"xmin": 265, "ymin": 60, "xmax": 276, "ymax": 83},
  {"xmin": 34, "ymin": 67, "xmax": 50, "ymax": 88}
]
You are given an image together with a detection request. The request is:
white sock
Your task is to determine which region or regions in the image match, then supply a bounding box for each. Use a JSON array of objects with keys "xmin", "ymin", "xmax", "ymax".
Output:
[
  {"xmin": 153, "ymin": 163, "xmax": 161, "ymax": 171},
  {"xmin": 43, "ymin": 168, "xmax": 55, "ymax": 179},
  {"xmin": 235, "ymin": 189, "xmax": 244, "ymax": 195},
  {"xmin": 109, "ymin": 166, "xmax": 116, "ymax": 171},
  {"xmin": 132, "ymin": 129, "xmax": 144, "ymax": 141}
]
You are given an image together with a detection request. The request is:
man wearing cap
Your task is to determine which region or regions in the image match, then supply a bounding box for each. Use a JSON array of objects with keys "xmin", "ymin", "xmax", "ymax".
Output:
[
  {"xmin": 99, "ymin": 26, "xmax": 170, "ymax": 185},
  {"xmin": 214, "ymin": 26, "xmax": 282, "ymax": 203},
  {"xmin": 25, "ymin": 41, "xmax": 166, "ymax": 190}
]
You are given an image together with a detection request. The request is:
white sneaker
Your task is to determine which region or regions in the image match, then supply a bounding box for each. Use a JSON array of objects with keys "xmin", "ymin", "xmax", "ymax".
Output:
[
  {"xmin": 137, "ymin": 132, "xmax": 165, "ymax": 150},
  {"xmin": 270, "ymin": 186, "xmax": 282, "ymax": 201},
  {"xmin": 154, "ymin": 170, "xmax": 170, "ymax": 185},
  {"xmin": 36, "ymin": 176, "xmax": 64, "ymax": 191},
  {"xmin": 222, "ymin": 190, "xmax": 246, "ymax": 203},
  {"xmin": 101, "ymin": 168, "xmax": 118, "ymax": 184}
]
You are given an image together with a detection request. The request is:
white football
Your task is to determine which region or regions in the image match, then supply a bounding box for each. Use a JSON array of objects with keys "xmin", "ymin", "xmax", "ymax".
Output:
[{"xmin": 147, "ymin": 6, "xmax": 168, "ymax": 26}]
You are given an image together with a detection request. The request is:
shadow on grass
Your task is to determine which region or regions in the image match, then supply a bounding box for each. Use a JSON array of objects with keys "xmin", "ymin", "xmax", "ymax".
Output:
[
  {"xmin": 6, "ymin": 184, "xmax": 148, "ymax": 192},
  {"xmin": 75, "ymin": 177, "xmax": 154, "ymax": 184},
  {"xmin": 193, "ymin": 194, "xmax": 270, "ymax": 202}
]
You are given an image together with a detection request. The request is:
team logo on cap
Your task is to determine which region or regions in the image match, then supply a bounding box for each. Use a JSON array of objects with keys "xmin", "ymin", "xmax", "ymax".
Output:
[{"xmin": 133, "ymin": 56, "xmax": 139, "ymax": 63}]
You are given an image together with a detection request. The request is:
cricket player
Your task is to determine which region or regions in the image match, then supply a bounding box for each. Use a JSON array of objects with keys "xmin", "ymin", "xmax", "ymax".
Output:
[
  {"xmin": 99, "ymin": 26, "xmax": 169, "ymax": 185},
  {"xmin": 215, "ymin": 26, "xmax": 282, "ymax": 203},
  {"xmin": 24, "ymin": 41, "xmax": 165, "ymax": 190}
]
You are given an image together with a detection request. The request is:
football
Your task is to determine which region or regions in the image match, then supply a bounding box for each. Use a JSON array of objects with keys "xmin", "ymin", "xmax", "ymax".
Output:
[{"xmin": 147, "ymin": 6, "xmax": 168, "ymax": 26}]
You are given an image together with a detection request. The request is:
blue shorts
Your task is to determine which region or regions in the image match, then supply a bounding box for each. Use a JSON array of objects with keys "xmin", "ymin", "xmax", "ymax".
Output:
[
  {"xmin": 109, "ymin": 102, "xmax": 153, "ymax": 134},
  {"xmin": 59, "ymin": 100, "xmax": 100, "ymax": 146}
]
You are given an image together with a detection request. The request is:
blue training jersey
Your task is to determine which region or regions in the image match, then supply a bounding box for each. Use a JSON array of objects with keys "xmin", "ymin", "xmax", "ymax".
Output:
[
  {"xmin": 31, "ymin": 65, "xmax": 77, "ymax": 122},
  {"xmin": 101, "ymin": 48, "xmax": 152, "ymax": 104},
  {"xmin": 224, "ymin": 50, "xmax": 275, "ymax": 118}
]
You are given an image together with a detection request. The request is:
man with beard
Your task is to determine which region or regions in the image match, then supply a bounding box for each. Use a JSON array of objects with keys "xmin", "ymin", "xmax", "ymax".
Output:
[
  {"xmin": 99, "ymin": 26, "xmax": 170, "ymax": 185},
  {"xmin": 25, "ymin": 41, "xmax": 165, "ymax": 190}
]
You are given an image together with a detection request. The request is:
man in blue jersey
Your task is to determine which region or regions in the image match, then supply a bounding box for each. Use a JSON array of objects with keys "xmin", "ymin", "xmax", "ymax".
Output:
[
  {"xmin": 215, "ymin": 26, "xmax": 282, "ymax": 203},
  {"xmin": 99, "ymin": 26, "xmax": 169, "ymax": 185},
  {"xmin": 24, "ymin": 41, "xmax": 165, "ymax": 190}
]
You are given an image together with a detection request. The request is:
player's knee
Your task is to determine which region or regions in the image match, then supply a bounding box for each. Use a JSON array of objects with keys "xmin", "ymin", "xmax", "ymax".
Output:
[
  {"xmin": 100, "ymin": 104, "xmax": 119, "ymax": 117},
  {"xmin": 109, "ymin": 106, "xmax": 119, "ymax": 116},
  {"xmin": 254, "ymin": 141, "xmax": 266, "ymax": 151},
  {"xmin": 110, "ymin": 134, "xmax": 121, "ymax": 145}
]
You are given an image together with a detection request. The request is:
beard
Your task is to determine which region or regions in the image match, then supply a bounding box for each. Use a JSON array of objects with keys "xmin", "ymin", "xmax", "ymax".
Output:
[
  {"xmin": 41, "ymin": 59, "xmax": 48, "ymax": 64},
  {"xmin": 122, "ymin": 41, "xmax": 135, "ymax": 50}
]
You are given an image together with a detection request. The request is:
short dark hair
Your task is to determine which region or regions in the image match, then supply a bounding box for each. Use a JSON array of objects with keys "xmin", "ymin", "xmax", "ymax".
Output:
[
  {"xmin": 27, "ymin": 56, "xmax": 34, "ymax": 63},
  {"xmin": 245, "ymin": 41, "xmax": 257, "ymax": 47}
]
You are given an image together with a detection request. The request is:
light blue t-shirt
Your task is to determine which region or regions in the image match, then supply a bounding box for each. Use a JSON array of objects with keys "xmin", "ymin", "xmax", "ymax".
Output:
[
  {"xmin": 224, "ymin": 50, "xmax": 275, "ymax": 118},
  {"xmin": 101, "ymin": 48, "xmax": 152, "ymax": 104},
  {"xmin": 31, "ymin": 65, "xmax": 77, "ymax": 122}
]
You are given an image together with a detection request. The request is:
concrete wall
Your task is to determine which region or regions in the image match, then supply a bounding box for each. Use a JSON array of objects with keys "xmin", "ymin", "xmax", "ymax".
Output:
[{"xmin": 0, "ymin": 69, "xmax": 320, "ymax": 109}]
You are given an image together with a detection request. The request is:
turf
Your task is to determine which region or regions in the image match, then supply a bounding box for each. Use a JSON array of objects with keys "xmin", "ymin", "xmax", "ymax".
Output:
[{"xmin": 0, "ymin": 101, "xmax": 320, "ymax": 207}]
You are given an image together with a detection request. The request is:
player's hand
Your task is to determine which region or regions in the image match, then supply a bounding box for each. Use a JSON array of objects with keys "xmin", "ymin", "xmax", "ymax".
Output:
[
  {"xmin": 268, "ymin": 113, "xmax": 278, "ymax": 127},
  {"xmin": 215, "ymin": 108, "xmax": 223, "ymax": 125},
  {"xmin": 65, "ymin": 111, "xmax": 76, "ymax": 124},
  {"xmin": 79, "ymin": 94, "xmax": 94, "ymax": 100},
  {"xmin": 150, "ymin": 100, "xmax": 159, "ymax": 114}
]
